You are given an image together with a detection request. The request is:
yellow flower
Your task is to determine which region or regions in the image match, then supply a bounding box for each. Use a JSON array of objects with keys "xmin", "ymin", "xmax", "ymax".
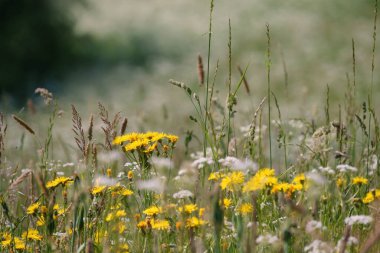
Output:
[
  {"xmin": 137, "ymin": 221, "xmax": 148, "ymax": 229},
  {"xmin": 352, "ymin": 177, "xmax": 368, "ymax": 185},
  {"xmin": 143, "ymin": 206, "xmax": 162, "ymax": 216},
  {"xmin": 186, "ymin": 217, "xmax": 205, "ymax": 228},
  {"xmin": 363, "ymin": 192, "xmax": 375, "ymax": 204},
  {"xmin": 27, "ymin": 202, "xmax": 40, "ymax": 215},
  {"xmin": 152, "ymin": 219, "xmax": 170, "ymax": 231},
  {"xmin": 1, "ymin": 232, "xmax": 12, "ymax": 247},
  {"xmin": 165, "ymin": 134, "xmax": 179, "ymax": 143},
  {"xmin": 14, "ymin": 237, "xmax": 26, "ymax": 250},
  {"xmin": 113, "ymin": 132, "xmax": 142, "ymax": 145},
  {"xmin": 106, "ymin": 168, "xmax": 112, "ymax": 177},
  {"xmin": 199, "ymin": 207, "xmax": 205, "ymax": 217},
  {"xmin": 37, "ymin": 216, "xmax": 45, "ymax": 226},
  {"xmin": 220, "ymin": 171, "xmax": 245, "ymax": 191},
  {"xmin": 22, "ymin": 228, "xmax": 43, "ymax": 241},
  {"xmin": 336, "ymin": 177, "xmax": 346, "ymax": 188},
  {"xmin": 237, "ymin": 203, "xmax": 253, "ymax": 215},
  {"xmin": 243, "ymin": 168, "xmax": 278, "ymax": 192},
  {"xmin": 208, "ymin": 172, "xmax": 222, "ymax": 181},
  {"xmin": 128, "ymin": 171, "xmax": 134, "ymax": 180},
  {"xmin": 116, "ymin": 210, "xmax": 127, "ymax": 217},
  {"xmin": 179, "ymin": 204, "xmax": 198, "ymax": 214},
  {"xmin": 91, "ymin": 186, "xmax": 107, "ymax": 195},
  {"xmin": 223, "ymin": 198, "xmax": 232, "ymax": 208},
  {"xmin": 292, "ymin": 174, "xmax": 306, "ymax": 185},
  {"xmin": 46, "ymin": 177, "xmax": 73, "ymax": 189},
  {"xmin": 106, "ymin": 213, "xmax": 114, "ymax": 222},
  {"xmin": 271, "ymin": 183, "xmax": 291, "ymax": 194},
  {"xmin": 118, "ymin": 223, "xmax": 126, "ymax": 234},
  {"xmin": 53, "ymin": 204, "xmax": 65, "ymax": 216}
]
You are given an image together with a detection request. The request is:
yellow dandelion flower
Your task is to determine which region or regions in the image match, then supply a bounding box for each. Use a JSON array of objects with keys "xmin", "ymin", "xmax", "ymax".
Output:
[
  {"xmin": 91, "ymin": 186, "xmax": 107, "ymax": 195},
  {"xmin": 22, "ymin": 228, "xmax": 42, "ymax": 241},
  {"xmin": 237, "ymin": 203, "xmax": 253, "ymax": 215},
  {"xmin": 199, "ymin": 207, "xmax": 205, "ymax": 217},
  {"xmin": 150, "ymin": 132, "xmax": 166, "ymax": 142},
  {"xmin": 37, "ymin": 216, "xmax": 45, "ymax": 226},
  {"xmin": 352, "ymin": 177, "xmax": 368, "ymax": 185},
  {"xmin": 14, "ymin": 237, "xmax": 26, "ymax": 250},
  {"xmin": 40, "ymin": 205, "xmax": 48, "ymax": 214},
  {"xmin": 113, "ymin": 132, "xmax": 141, "ymax": 145},
  {"xmin": 165, "ymin": 134, "xmax": 179, "ymax": 143},
  {"xmin": 1, "ymin": 232, "xmax": 11, "ymax": 247},
  {"xmin": 243, "ymin": 168, "xmax": 278, "ymax": 192},
  {"xmin": 118, "ymin": 223, "xmax": 126, "ymax": 234},
  {"xmin": 363, "ymin": 192, "xmax": 375, "ymax": 204},
  {"xmin": 208, "ymin": 172, "xmax": 222, "ymax": 181},
  {"xmin": 223, "ymin": 198, "xmax": 232, "ymax": 208},
  {"xmin": 144, "ymin": 142, "xmax": 158, "ymax": 153},
  {"xmin": 179, "ymin": 204, "xmax": 198, "ymax": 214},
  {"xmin": 128, "ymin": 171, "xmax": 134, "ymax": 180},
  {"xmin": 152, "ymin": 219, "xmax": 170, "ymax": 231},
  {"xmin": 120, "ymin": 189, "xmax": 133, "ymax": 196},
  {"xmin": 336, "ymin": 177, "xmax": 346, "ymax": 188},
  {"xmin": 116, "ymin": 210, "xmax": 127, "ymax": 217},
  {"xmin": 27, "ymin": 202, "xmax": 40, "ymax": 215},
  {"xmin": 271, "ymin": 183, "xmax": 291, "ymax": 194},
  {"xmin": 137, "ymin": 220, "xmax": 148, "ymax": 229},
  {"xmin": 185, "ymin": 217, "xmax": 205, "ymax": 228},
  {"xmin": 106, "ymin": 168, "xmax": 112, "ymax": 177},
  {"xmin": 220, "ymin": 171, "xmax": 245, "ymax": 191},
  {"xmin": 143, "ymin": 206, "xmax": 162, "ymax": 216},
  {"xmin": 46, "ymin": 176, "xmax": 73, "ymax": 189},
  {"xmin": 292, "ymin": 173, "xmax": 306, "ymax": 185},
  {"xmin": 106, "ymin": 213, "xmax": 114, "ymax": 222},
  {"xmin": 124, "ymin": 139, "xmax": 150, "ymax": 152}
]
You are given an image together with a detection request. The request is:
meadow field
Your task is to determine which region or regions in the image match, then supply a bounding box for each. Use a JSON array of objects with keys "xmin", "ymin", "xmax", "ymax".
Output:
[{"xmin": 1, "ymin": 0, "xmax": 380, "ymax": 252}]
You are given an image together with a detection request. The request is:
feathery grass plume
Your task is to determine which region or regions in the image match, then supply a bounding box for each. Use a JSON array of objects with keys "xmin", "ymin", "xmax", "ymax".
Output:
[
  {"xmin": 35, "ymin": 87, "xmax": 53, "ymax": 105},
  {"xmin": 197, "ymin": 54, "xmax": 205, "ymax": 85},
  {"xmin": 9, "ymin": 169, "xmax": 32, "ymax": 190},
  {"xmin": 72, "ymin": 105, "xmax": 87, "ymax": 158},
  {"xmin": 87, "ymin": 114, "xmax": 94, "ymax": 142},
  {"xmin": 0, "ymin": 113, "xmax": 7, "ymax": 163},
  {"xmin": 12, "ymin": 114, "xmax": 35, "ymax": 135},
  {"xmin": 226, "ymin": 18, "xmax": 233, "ymax": 156},
  {"xmin": 237, "ymin": 65, "xmax": 250, "ymax": 94},
  {"xmin": 98, "ymin": 102, "xmax": 121, "ymax": 150},
  {"xmin": 120, "ymin": 117, "xmax": 128, "ymax": 135},
  {"xmin": 356, "ymin": 114, "xmax": 368, "ymax": 137}
]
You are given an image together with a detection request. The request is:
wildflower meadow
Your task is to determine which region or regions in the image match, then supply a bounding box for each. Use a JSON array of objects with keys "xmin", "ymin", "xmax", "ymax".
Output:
[{"xmin": 1, "ymin": 1, "xmax": 380, "ymax": 253}]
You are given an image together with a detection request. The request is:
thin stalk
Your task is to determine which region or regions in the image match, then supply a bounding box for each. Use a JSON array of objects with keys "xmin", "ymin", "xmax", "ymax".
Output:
[
  {"xmin": 204, "ymin": 0, "xmax": 214, "ymax": 157},
  {"xmin": 266, "ymin": 24, "xmax": 273, "ymax": 168},
  {"xmin": 368, "ymin": 0, "xmax": 378, "ymax": 176},
  {"xmin": 227, "ymin": 19, "xmax": 232, "ymax": 156}
]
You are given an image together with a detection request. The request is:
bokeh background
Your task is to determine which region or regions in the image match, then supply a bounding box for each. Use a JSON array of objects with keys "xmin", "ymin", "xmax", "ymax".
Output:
[{"xmin": 1, "ymin": 0, "xmax": 378, "ymax": 128}]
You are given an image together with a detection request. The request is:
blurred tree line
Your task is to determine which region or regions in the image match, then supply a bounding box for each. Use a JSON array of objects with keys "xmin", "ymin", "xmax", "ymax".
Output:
[{"xmin": 0, "ymin": 0, "xmax": 171, "ymax": 106}]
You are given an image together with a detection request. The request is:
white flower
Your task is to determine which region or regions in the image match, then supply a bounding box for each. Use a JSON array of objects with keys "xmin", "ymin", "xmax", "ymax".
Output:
[
  {"xmin": 191, "ymin": 157, "xmax": 214, "ymax": 169},
  {"xmin": 336, "ymin": 164, "xmax": 357, "ymax": 173},
  {"xmin": 344, "ymin": 215, "xmax": 373, "ymax": 226},
  {"xmin": 256, "ymin": 234, "xmax": 279, "ymax": 244},
  {"xmin": 136, "ymin": 177, "xmax": 165, "ymax": 193},
  {"xmin": 173, "ymin": 190, "xmax": 193, "ymax": 199},
  {"xmin": 94, "ymin": 175, "xmax": 118, "ymax": 186},
  {"xmin": 218, "ymin": 156, "xmax": 257, "ymax": 172},
  {"xmin": 304, "ymin": 240, "xmax": 333, "ymax": 253},
  {"xmin": 318, "ymin": 166, "xmax": 335, "ymax": 175},
  {"xmin": 56, "ymin": 171, "xmax": 65, "ymax": 176},
  {"xmin": 305, "ymin": 220, "xmax": 324, "ymax": 233},
  {"xmin": 151, "ymin": 157, "xmax": 173, "ymax": 169},
  {"xmin": 62, "ymin": 162, "xmax": 75, "ymax": 168},
  {"xmin": 306, "ymin": 172, "xmax": 326, "ymax": 186}
]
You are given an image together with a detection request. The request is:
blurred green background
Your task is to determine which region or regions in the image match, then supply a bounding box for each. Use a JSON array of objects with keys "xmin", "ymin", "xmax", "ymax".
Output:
[{"xmin": 0, "ymin": 0, "xmax": 377, "ymax": 120}]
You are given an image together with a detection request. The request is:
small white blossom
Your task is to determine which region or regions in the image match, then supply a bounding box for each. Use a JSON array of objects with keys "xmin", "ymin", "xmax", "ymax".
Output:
[
  {"xmin": 305, "ymin": 220, "xmax": 325, "ymax": 233},
  {"xmin": 318, "ymin": 166, "xmax": 335, "ymax": 175},
  {"xmin": 336, "ymin": 164, "xmax": 358, "ymax": 173},
  {"xmin": 191, "ymin": 157, "xmax": 214, "ymax": 169},
  {"xmin": 136, "ymin": 177, "xmax": 165, "ymax": 193},
  {"xmin": 256, "ymin": 234, "xmax": 279, "ymax": 244},
  {"xmin": 218, "ymin": 156, "xmax": 257, "ymax": 172},
  {"xmin": 344, "ymin": 215, "xmax": 373, "ymax": 226},
  {"xmin": 173, "ymin": 190, "xmax": 194, "ymax": 199},
  {"xmin": 62, "ymin": 162, "xmax": 75, "ymax": 168}
]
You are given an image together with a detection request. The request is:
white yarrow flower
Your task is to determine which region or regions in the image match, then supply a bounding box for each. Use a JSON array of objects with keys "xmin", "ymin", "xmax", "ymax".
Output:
[
  {"xmin": 336, "ymin": 164, "xmax": 358, "ymax": 173},
  {"xmin": 344, "ymin": 215, "xmax": 373, "ymax": 226},
  {"xmin": 305, "ymin": 220, "xmax": 325, "ymax": 233},
  {"xmin": 256, "ymin": 234, "xmax": 279, "ymax": 244},
  {"xmin": 304, "ymin": 240, "xmax": 333, "ymax": 253},
  {"xmin": 173, "ymin": 190, "xmax": 194, "ymax": 199}
]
